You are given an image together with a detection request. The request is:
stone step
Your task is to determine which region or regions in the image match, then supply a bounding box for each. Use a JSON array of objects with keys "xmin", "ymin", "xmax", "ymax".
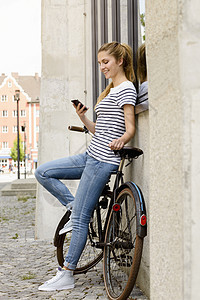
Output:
[
  {"xmin": 1, "ymin": 186, "xmax": 36, "ymax": 197},
  {"xmin": 1, "ymin": 178, "xmax": 37, "ymax": 197},
  {"xmin": 11, "ymin": 178, "xmax": 37, "ymax": 190}
]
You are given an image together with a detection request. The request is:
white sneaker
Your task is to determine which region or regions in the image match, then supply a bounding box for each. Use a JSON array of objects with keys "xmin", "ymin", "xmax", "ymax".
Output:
[
  {"xmin": 38, "ymin": 267, "xmax": 75, "ymax": 291},
  {"xmin": 59, "ymin": 218, "xmax": 73, "ymax": 235}
]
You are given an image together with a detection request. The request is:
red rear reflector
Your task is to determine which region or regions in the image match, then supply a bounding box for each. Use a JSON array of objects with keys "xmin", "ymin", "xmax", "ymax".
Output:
[
  {"xmin": 140, "ymin": 214, "xmax": 147, "ymax": 226},
  {"xmin": 113, "ymin": 204, "xmax": 121, "ymax": 212}
]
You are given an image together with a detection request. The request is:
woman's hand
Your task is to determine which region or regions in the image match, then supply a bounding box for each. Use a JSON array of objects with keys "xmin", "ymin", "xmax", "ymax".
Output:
[
  {"xmin": 109, "ymin": 138, "xmax": 124, "ymax": 150},
  {"xmin": 72, "ymin": 102, "xmax": 96, "ymax": 134},
  {"xmin": 72, "ymin": 103, "xmax": 88, "ymax": 118}
]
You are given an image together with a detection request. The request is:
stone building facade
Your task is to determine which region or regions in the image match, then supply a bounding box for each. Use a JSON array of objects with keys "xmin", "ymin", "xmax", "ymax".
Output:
[{"xmin": 36, "ymin": 0, "xmax": 200, "ymax": 299}]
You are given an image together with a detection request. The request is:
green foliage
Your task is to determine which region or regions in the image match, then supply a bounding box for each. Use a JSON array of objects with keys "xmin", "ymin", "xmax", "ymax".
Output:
[
  {"xmin": 140, "ymin": 13, "xmax": 146, "ymax": 41},
  {"xmin": 10, "ymin": 134, "xmax": 25, "ymax": 162},
  {"xmin": 21, "ymin": 271, "xmax": 36, "ymax": 280},
  {"xmin": 12, "ymin": 233, "xmax": 19, "ymax": 239},
  {"xmin": 18, "ymin": 196, "xmax": 29, "ymax": 203}
]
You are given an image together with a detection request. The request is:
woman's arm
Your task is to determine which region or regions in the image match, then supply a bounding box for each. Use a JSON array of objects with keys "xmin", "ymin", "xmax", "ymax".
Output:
[
  {"xmin": 73, "ymin": 103, "xmax": 96, "ymax": 134},
  {"xmin": 109, "ymin": 104, "xmax": 135, "ymax": 150}
]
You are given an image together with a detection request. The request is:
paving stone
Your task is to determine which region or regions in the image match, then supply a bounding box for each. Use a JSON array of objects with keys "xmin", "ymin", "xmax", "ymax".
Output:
[{"xmin": 0, "ymin": 195, "xmax": 148, "ymax": 299}]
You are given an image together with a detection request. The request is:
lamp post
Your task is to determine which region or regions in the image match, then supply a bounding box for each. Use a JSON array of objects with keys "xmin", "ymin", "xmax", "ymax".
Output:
[
  {"xmin": 15, "ymin": 90, "xmax": 20, "ymax": 179},
  {"xmin": 22, "ymin": 123, "xmax": 26, "ymax": 179}
]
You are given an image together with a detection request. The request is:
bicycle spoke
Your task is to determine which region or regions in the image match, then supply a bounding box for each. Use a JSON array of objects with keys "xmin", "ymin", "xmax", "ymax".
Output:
[
  {"xmin": 103, "ymin": 187, "xmax": 144, "ymax": 300},
  {"xmin": 56, "ymin": 194, "xmax": 111, "ymax": 274}
]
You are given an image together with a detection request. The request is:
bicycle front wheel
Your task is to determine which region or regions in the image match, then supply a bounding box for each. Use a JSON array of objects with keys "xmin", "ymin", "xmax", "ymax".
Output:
[{"xmin": 103, "ymin": 187, "xmax": 143, "ymax": 300}]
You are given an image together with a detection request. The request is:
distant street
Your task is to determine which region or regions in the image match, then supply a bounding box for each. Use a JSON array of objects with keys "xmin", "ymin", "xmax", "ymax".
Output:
[{"xmin": 0, "ymin": 173, "xmax": 16, "ymax": 190}]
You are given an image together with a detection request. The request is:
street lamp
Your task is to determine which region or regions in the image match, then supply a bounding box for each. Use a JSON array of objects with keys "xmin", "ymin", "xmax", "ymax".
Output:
[
  {"xmin": 21, "ymin": 123, "xmax": 26, "ymax": 179},
  {"xmin": 14, "ymin": 90, "xmax": 20, "ymax": 179}
]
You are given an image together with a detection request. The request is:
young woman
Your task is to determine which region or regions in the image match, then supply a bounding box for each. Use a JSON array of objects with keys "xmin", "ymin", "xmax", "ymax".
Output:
[{"xmin": 35, "ymin": 41, "xmax": 137, "ymax": 291}]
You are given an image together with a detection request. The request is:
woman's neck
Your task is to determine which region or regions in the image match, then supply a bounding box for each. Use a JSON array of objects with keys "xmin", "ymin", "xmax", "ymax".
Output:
[{"xmin": 112, "ymin": 75, "xmax": 128, "ymax": 87}]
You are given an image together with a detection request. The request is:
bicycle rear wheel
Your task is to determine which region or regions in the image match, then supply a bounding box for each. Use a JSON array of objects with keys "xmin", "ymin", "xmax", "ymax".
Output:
[
  {"xmin": 103, "ymin": 187, "xmax": 143, "ymax": 300},
  {"xmin": 54, "ymin": 194, "xmax": 111, "ymax": 274}
]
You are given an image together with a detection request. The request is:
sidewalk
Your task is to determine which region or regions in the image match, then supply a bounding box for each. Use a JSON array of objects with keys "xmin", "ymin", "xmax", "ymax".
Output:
[
  {"xmin": 0, "ymin": 172, "xmax": 35, "ymax": 183},
  {"xmin": 0, "ymin": 194, "xmax": 148, "ymax": 300}
]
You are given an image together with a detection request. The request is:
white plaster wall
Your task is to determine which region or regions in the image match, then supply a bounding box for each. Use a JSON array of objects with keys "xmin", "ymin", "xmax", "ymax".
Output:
[
  {"xmin": 179, "ymin": 1, "xmax": 200, "ymax": 298},
  {"xmin": 146, "ymin": 0, "xmax": 200, "ymax": 299},
  {"xmin": 130, "ymin": 111, "xmax": 150, "ymax": 297},
  {"xmin": 146, "ymin": 0, "xmax": 183, "ymax": 298},
  {"xmin": 36, "ymin": 0, "xmax": 92, "ymax": 239}
]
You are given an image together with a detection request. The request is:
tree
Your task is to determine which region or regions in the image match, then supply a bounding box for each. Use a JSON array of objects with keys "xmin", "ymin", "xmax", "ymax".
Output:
[
  {"xmin": 140, "ymin": 13, "xmax": 145, "ymax": 41},
  {"xmin": 10, "ymin": 135, "xmax": 25, "ymax": 162}
]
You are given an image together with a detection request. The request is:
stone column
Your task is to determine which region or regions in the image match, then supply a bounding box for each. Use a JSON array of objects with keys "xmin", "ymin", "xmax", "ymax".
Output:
[
  {"xmin": 35, "ymin": 0, "xmax": 91, "ymax": 239},
  {"xmin": 146, "ymin": 0, "xmax": 200, "ymax": 298}
]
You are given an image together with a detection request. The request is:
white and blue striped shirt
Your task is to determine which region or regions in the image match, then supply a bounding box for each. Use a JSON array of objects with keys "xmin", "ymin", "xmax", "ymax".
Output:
[{"xmin": 87, "ymin": 81, "xmax": 137, "ymax": 165}]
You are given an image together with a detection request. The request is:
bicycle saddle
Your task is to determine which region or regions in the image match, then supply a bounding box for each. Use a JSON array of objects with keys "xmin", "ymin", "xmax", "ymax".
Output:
[{"xmin": 114, "ymin": 146, "xmax": 143, "ymax": 159}]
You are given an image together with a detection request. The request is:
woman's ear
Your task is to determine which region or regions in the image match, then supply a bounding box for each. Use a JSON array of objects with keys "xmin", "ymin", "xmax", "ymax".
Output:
[{"xmin": 118, "ymin": 57, "xmax": 123, "ymax": 67}]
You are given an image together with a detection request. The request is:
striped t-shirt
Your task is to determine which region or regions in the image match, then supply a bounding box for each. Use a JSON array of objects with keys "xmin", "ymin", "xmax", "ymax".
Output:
[
  {"xmin": 135, "ymin": 81, "xmax": 148, "ymax": 114},
  {"xmin": 87, "ymin": 81, "xmax": 137, "ymax": 165}
]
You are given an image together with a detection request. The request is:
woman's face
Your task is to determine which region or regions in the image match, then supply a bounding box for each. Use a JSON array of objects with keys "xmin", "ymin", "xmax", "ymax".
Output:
[{"xmin": 98, "ymin": 51, "xmax": 123, "ymax": 80}]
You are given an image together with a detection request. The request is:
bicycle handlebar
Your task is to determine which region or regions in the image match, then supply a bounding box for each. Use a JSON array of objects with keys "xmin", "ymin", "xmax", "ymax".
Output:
[{"xmin": 68, "ymin": 126, "xmax": 88, "ymax": 133}]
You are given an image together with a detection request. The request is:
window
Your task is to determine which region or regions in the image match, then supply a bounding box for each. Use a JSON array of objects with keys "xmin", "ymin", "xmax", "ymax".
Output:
[
  {"xmin": 36, "ymin": 110, "xmax": 40, "ymax": 117},
  {"xmin": 2, "ymin": 142, "xmax": 8, "ymax": 148},
  {"xmin": 2, "ymin": 126, "xmax": 8, "ymax": 133},
  {"xmin": 2, "ymin": 110, "xmax": 8, "ymax": 117},
  {"xmin": 0, "ymin": 159, "xmax": 8, "ymax": 168},
  {"xmin": 36, "ymin": 125, "xmax": 39, "ymax": 133},
  {"xmin": 22, "ymin": 141, "xmax": 25, "ymax": 149},
  {"xmin": 20, "ymin": 126, "xmax": 26, "ymax": 133},
  {"xmin": 20, "ymin": 110, "xmax": 26, "ymax": 117},
  {"xmin": 1, "ymin": 95, "xmax": 7, "ymax": 102},
  {"xmin": 91, "ymin": 0, "xmax": 139, "ymax": 120},
  {"xmin": 13, "ymin": 110, "xmax": 17, "ymax": 117},
  {"xmin": 8, "ymin": 81, "xmax": 12, "ymax": 88},
  {"xmin": 13, "ymin": 126, "xmax": 17, "ymax": 133}
]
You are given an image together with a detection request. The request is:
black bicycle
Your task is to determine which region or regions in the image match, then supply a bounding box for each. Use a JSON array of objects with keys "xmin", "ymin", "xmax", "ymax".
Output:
[{"xmin": 54, "ymin": 126, "xmax": 147, "ymax": 300}]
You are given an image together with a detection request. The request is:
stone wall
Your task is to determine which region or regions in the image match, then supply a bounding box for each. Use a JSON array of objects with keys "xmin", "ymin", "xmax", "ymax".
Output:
[
  {"xmin": 146, "ymin": 0, "xmax": 200, "ymax": 298},
  {"xmin": 36, "ymin": 0, "xmax": 200, "ymax": 298},
  {"xmin": 35, "ymin": 0, "xmax": 92, "ymax": 239}
]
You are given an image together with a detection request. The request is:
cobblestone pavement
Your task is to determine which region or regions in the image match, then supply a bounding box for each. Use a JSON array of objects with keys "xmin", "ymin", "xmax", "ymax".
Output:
[{"xmin": 0, "ymin": 195, "xmax": 148, "ymax": 300}]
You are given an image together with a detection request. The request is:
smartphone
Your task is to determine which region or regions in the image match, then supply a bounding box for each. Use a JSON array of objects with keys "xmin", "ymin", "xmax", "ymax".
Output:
[{"xmin": 71, "ymin": 99, "xmax": 88, "ymax": 111}]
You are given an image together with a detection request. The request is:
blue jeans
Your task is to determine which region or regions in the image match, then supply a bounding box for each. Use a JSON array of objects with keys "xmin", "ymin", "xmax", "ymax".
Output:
[{"xmin": 35, "ymin": 152, "xmax": 118, "ymax": 270}]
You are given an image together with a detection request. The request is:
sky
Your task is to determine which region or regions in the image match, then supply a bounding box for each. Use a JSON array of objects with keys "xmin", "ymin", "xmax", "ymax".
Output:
[
  {"xmin": 140, "ymin": 0, "xmax": 145, "ymax": 14},
  {"xmin": 0, "ymin": 0, "xmax": 41, "ymax": 76}
]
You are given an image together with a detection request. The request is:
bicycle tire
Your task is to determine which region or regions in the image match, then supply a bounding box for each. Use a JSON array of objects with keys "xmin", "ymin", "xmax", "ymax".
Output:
[
  {"xmin": 55, "ymin": 194, "xmax": 111, "ymax": 274},
  {"xmin": 103, "ymin": 187, "xmax": 143, "ymax": 300}
]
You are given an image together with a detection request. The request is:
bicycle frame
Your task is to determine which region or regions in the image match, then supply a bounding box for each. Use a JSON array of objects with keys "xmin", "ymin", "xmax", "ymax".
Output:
[
  {"xmin": 67, "ymin": 125, "xmax": 147, "ymax": 245},
  {"xmin": 90, "ymin": 156, "xmax": 130, "ymax": 248}
]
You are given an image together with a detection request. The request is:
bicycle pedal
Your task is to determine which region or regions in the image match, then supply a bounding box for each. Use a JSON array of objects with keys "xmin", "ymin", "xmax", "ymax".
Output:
[{"xmin": 117, "ymin": 255, "xmax": 133, "ymax": 267}]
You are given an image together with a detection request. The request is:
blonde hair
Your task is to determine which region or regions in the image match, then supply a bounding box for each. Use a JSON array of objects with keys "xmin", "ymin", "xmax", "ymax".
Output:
[
  {"xmin": 96, "ymin": 42, "xmax": 136, "ymax": 105},
  {"xmin": 137, "ymin": 43, "xmax": 147, "ymax": 84}
]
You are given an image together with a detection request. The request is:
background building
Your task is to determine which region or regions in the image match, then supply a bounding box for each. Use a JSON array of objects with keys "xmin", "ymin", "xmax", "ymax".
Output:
[{"xmin": 0, "ymin": 72, "xmax": 40, "ymax": 173}]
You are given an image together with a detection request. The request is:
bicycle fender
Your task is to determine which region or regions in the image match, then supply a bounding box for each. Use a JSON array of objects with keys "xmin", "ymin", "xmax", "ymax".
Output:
[{"xmin": 116, "ymin": 181, "xmax": 147, "ymax": 238}]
